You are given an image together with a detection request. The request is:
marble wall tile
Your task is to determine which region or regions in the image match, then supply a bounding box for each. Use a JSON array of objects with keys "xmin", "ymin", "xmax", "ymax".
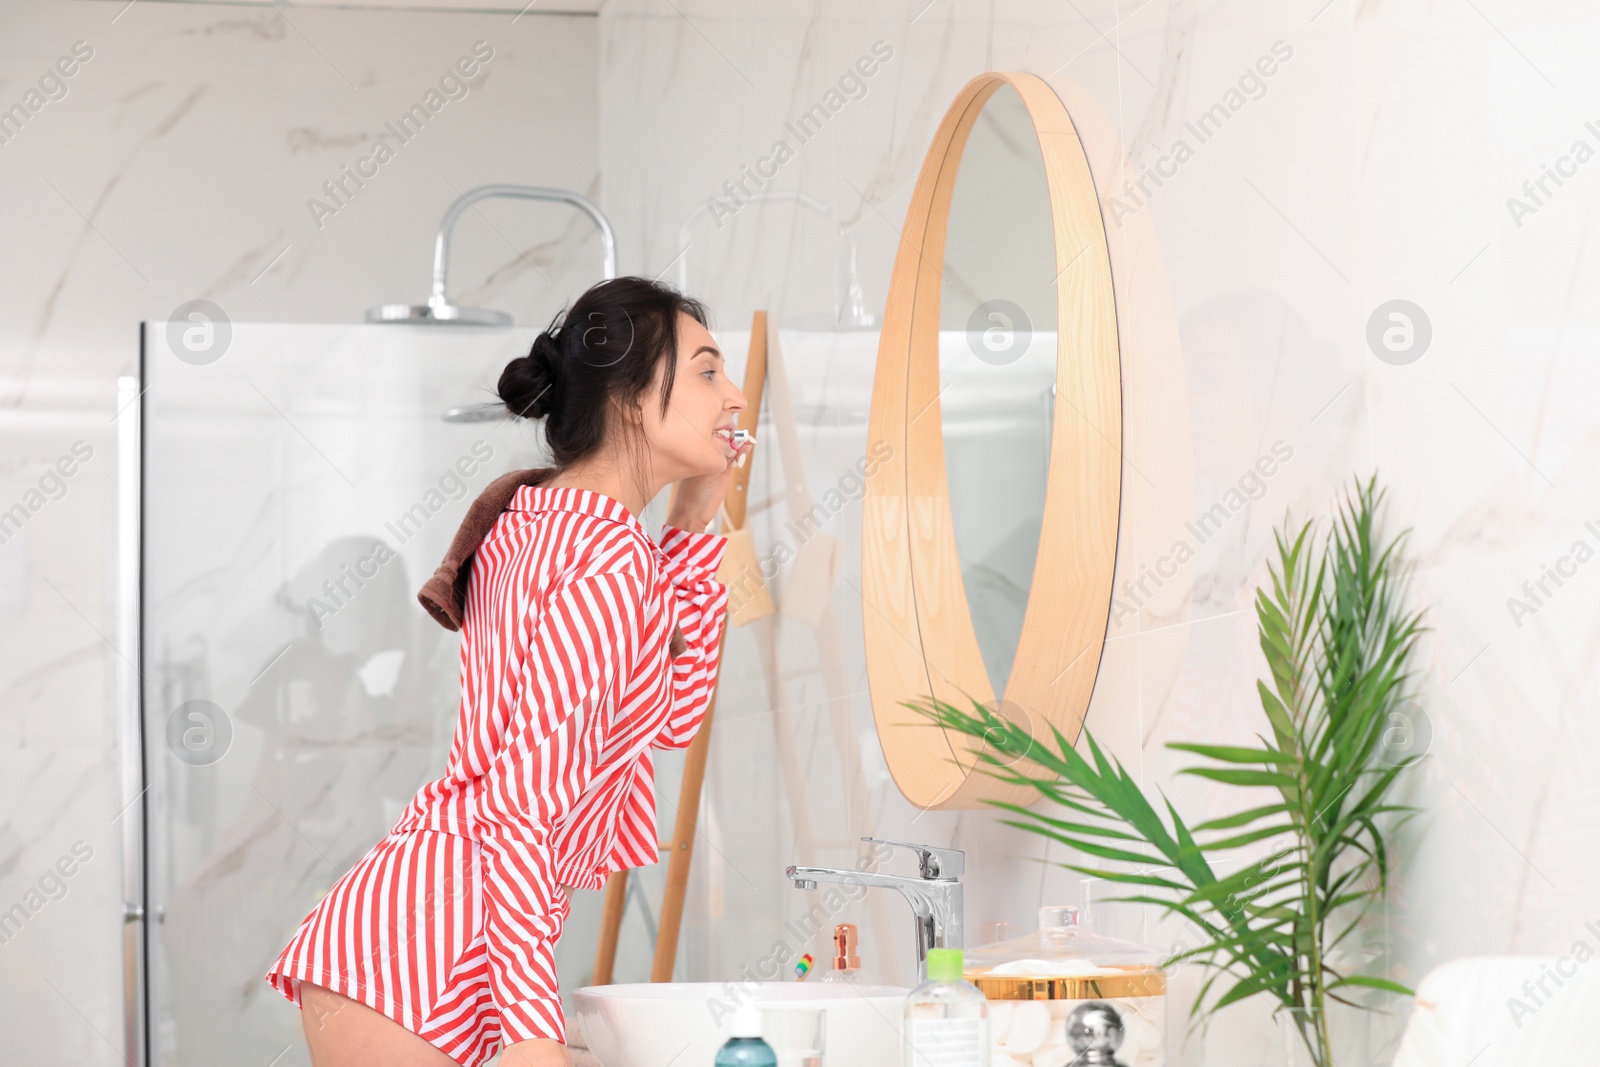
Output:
[
  {"xmin": 1, "ymin": 2, "xmax": 601, "ymax": 1062},
  {"xmin": 600, "ymin": 0, "xmax": 1600, "ymax": 1061}
]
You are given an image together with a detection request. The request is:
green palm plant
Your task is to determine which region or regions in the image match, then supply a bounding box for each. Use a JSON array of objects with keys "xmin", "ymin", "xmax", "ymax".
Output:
[{"xmin": 905, "ymin": 476, "xmax": 1426, "ymax": 1067}]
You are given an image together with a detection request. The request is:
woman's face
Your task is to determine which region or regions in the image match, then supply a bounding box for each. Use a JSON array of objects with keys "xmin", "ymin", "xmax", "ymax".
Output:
[{"xmin": 638, "ymin": 312, "xmax": 747, "ymax": 483}]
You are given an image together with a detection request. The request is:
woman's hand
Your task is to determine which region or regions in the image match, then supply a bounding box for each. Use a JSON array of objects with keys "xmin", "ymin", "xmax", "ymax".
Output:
[{"xmin": 667, "ymin": 437, "xmax": 753, "ymax": 533}]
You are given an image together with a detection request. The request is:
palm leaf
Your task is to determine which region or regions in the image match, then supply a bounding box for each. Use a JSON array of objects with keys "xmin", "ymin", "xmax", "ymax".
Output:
[{"xmin": 900, "ymin": 475, "xmax": 1425, "ymax": 1067}]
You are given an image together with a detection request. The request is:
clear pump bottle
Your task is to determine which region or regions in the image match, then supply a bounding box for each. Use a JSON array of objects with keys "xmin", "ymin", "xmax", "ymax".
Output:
[
  {"xmin": 820, "ymin": 923, "xmax": 861, "ymax": 984},
  {"xmin": 903, "ymin": 947, "xmax": 990, "ymax": 1067}
]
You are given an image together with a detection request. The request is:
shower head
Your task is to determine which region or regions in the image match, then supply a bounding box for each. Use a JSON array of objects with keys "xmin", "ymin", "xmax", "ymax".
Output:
[
  {"xmin": 440, "ymin": 402, "xmax": 506, "ymax": 424},
  {"xmin": 369, "ymin": 303, "xmax": 511, "ymax": 327},
  {"xmin": 368, "ymin": 184, "xmax": 618, "ymax": 327}
]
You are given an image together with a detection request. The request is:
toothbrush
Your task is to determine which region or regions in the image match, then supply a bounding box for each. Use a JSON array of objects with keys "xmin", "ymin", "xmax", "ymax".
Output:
[{"xmin": 731, "ymin": 429, "xmax": 755, "ymax": 468}]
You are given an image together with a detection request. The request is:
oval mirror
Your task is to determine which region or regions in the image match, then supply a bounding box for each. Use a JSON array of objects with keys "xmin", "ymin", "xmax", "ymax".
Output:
[{"xmin": 863, "ymin": 72, "xmax": 1122, "ymax": 811}]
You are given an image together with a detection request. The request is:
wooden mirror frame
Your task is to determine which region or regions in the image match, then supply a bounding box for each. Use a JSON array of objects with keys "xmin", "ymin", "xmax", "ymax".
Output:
[{"xmin": 863, "ymin": 71, "xmax": 1122, "ymax": 811}]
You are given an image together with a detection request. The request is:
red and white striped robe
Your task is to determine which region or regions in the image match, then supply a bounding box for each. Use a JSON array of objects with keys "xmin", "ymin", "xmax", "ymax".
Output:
[{"xmin": 265, "ymin": 484, "xmax": 729, "ymax": 1060}]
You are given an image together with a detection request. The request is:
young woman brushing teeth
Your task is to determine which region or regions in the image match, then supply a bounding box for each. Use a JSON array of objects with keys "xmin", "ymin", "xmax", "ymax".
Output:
[{"xmin": 267, "ymin": 276, "xmax": 753, "ymax": 1067}]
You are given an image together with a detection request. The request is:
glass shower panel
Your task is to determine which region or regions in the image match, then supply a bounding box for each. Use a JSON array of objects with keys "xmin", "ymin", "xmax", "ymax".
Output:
[{"xmin": 140, "ymin": 322, "xmax": 547, "ymax": 1065}]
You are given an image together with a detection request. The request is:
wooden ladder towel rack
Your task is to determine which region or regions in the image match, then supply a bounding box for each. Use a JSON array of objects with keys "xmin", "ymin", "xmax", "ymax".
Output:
[{"xmin": 591, "ymin": 310, "xmax": 770, "ymax": 984}]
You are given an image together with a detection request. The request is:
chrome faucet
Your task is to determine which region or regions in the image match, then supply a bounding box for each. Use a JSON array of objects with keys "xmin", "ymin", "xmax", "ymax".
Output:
[{"xmin": 786, "ymin": 836, "xmax": 964, "ymax": 981}]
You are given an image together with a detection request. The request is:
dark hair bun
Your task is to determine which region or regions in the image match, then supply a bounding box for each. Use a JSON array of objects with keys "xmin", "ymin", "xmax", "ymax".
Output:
[
  {"xmin": 499, "ymin": 331, "xmax": 560, "ymax": 420},
  {"xmin": 492, "ymin": 277, "xmax": 709, "ymax": 469}
]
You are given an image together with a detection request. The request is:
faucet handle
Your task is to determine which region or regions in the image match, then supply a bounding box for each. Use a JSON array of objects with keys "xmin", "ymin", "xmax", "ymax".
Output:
[{"xmin": 861, "ymin": 836, "xmax": 965, "ymax": 879}]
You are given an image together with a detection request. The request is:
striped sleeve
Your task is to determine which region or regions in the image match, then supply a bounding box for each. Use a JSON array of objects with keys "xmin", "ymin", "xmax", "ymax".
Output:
[
  {"xmin": 652, "ymin": 525, "xmax": 731, "ymax": 750},
  {"xmin": 476, "ymin": 569, "xmax": 647, "ymax": 1044}
]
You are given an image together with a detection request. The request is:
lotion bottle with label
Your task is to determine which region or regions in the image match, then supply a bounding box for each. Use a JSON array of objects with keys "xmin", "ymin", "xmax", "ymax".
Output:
[{"xmin": 903, "ymin": 947, "xmax": 990, "ymax": 1067}]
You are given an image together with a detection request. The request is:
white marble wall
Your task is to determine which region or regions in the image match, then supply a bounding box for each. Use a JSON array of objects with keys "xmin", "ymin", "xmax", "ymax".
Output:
[
  {"xmin": 0, "ymin": 2, "xmax": 600, "ymax": 1063},
  {"xmin": 598, "ymin": 0, "xmax": 1600, "ymax": 1062}
]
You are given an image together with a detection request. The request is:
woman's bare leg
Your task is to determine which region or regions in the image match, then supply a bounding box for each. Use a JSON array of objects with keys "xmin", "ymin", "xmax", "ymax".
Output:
[
  {"xmin": 299, "ymin": 982, "xmax": 572, "ymax": 1067},
  {"xmin": 299, "ymin": 982, "xmax": 461, "ymax": 1067}
]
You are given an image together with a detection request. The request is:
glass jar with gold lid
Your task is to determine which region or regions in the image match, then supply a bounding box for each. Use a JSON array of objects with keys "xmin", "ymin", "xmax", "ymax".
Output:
[{"xmin": 963, "ymin": 905, "xmax": 1167, "ymax": 1066}]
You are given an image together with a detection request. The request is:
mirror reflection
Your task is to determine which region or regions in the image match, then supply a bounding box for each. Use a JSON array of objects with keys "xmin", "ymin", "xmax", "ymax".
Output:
[{"xmin": 938, "ymin": 83, "xmax": 1060, "ymax": 698}]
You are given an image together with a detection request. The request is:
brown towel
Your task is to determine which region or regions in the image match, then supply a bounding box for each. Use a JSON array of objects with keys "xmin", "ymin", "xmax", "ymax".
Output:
[
  {"xmin": 417, "ymin": 466, "xmax": 690, "ymax": 658},
  {"xmin": 417, "ymin": 467, "xmax": 553, "ymax": 631}
]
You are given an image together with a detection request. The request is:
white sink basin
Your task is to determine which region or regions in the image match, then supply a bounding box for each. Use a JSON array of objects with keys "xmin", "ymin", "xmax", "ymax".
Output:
[{"xmin": 574, "ymin": 982, "xmax": 909, "ymax": 1067}]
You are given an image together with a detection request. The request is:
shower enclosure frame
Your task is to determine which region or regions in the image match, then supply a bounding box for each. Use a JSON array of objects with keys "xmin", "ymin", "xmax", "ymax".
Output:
[
  {"xmin": 116, "ymin": 368, "xmax": 149, "ymax": 1067},
  {"xmin": 115, "ymin": 185, "xmax": 618, "ymax": 1067}
]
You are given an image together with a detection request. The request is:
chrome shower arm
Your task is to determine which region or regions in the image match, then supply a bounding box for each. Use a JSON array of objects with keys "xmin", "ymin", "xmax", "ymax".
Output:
[{"xmin": 429, "ymin": 184, "xmax": 617, "ymax": 311}]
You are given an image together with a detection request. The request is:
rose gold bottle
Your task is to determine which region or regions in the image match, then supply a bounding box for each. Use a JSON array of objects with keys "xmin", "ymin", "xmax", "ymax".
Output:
[{"xmin": 820, "ymin": 923, "xmax": 861, "ymax": 984}]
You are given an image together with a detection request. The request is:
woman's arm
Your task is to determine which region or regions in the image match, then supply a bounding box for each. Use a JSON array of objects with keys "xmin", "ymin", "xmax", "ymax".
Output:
[
  {"xmin": 651, "ymin": 523, "xmax": 730, "ymax": 750},
  {"xmin": 477, "ymin": 568, "xmax": 647, "ymax": 1044}
]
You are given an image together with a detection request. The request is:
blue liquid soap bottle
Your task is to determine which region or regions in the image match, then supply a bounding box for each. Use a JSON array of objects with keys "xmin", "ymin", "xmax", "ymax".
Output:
[{"xmin": 715, "ymin": 1004, "xmax": 778, "ymax": 1067}]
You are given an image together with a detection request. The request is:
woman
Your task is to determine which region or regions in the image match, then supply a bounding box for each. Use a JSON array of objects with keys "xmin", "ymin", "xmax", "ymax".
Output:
[{"xmin": 265, "ymin": 277, "xmax": 751, "ymax": 1067}]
